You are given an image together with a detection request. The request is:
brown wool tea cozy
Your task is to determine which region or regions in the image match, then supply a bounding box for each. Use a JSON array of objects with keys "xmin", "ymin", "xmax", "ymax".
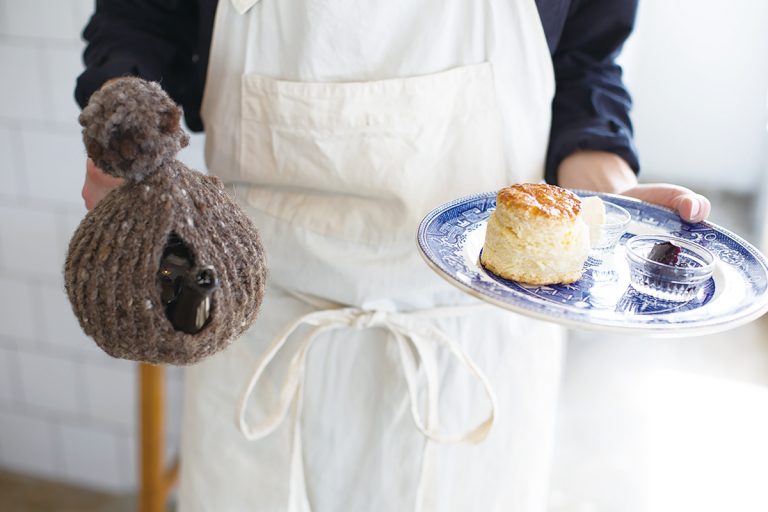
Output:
[{"xmin": 65, "ymin": 77, "xmax": 267, "ymax": 365}]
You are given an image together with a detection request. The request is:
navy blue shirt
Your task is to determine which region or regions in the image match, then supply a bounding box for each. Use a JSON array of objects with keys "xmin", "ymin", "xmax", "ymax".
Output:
[{"xmin": 75, "ymin": 0, "xmax": 639, "ymax": 184}]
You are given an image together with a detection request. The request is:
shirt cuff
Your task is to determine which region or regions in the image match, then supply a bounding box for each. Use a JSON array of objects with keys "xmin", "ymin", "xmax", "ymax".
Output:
[{"xmin": 545, "ymin": 119, "xmax": 640, "ymax": 186}]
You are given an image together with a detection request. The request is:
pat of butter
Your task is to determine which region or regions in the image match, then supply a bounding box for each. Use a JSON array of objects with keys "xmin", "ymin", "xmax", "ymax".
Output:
[{"xmin": 581, "ymin": 196, "xmax": 606, "ymax": 246}]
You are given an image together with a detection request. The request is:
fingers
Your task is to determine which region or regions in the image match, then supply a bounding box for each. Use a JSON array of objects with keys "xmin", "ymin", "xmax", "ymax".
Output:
[
  {"xmin": 620, "ymin": 183, "xmax": 711, "ymax": 223},
  {"xmin": 671, "ymin": 194, "xmax": 711, "ymax": 223},
  {"xmin": 82, "ymin": 159, "xmax": 125, "ymax": 210}
]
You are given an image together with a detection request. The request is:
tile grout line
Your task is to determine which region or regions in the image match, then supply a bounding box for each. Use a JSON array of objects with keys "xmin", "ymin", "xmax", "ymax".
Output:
[
  {"xmin": 0, "ymin": 192, "xmax": 85, "ymax": 214},
  {"xmin": 114, "ymin": 428, "xmax": 131, "ymax": 486},
  {"xmin": 0, "ymin": 116, "xmax": 80, "ymax": 133},
  {"xmin": 0, "ymin": 269, "xmax": 61, "ymax": 289},
  {"xmin": 4, "ymin": 346, "xmax": 25, "ymax": 410},
  {"xmin": 35, "ymin": 40, "xmax": 56, "ymax": 120},
  {"xmin": 0, "ymin": 399, "xmax": 135, "ymax": 438},
  {"xmin": 0, "ymin": 1, "xmax": 7, "ymax": 35},
  {"xmin": 0, "ymin": 34, "xmax": 83, "ymax": 48},
  {"xmin": 31, "ymin": 272, "xmax": 94, "ymax": 422},
  {"xmin": 27, "ymin": 278, "xmax": 46, "ymax": 350},
  {"xmin": 50, "ymin": 420, "xmax": 68, "ymax": 477},
  {"xmin": 0, "ymin": 331, "xmax": 130, "ymax": 372},
  {"xmin": 7, "ymin": 119, "xmax": 31, "ymax": 200}
]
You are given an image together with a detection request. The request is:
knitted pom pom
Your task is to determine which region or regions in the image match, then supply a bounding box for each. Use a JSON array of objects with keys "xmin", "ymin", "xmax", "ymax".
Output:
[{"xmin": 79, "ymin": 77, "xmax": 190, "ymax": 182}]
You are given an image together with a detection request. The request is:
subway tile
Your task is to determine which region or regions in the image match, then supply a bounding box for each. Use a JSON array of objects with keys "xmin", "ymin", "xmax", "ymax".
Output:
[
  {"xmin": 0, "ymin": 125, "xmax": 23, "ymax": 197},
  {"xmin": 72, "ymin": 0, "xmax": 95, "ymax": 41},
  {"xmin": 45, "ymin": 45, "xmax": 85, "ymax": 125},
  {"xmin": 21, "ymin": 128, "xmax": 85, "ymax": 206},
  {"xmin": 84, "ymin": 362, "xmax": 136, "ymax": 428},
  {"xmin": 59, "ymin": 422, "xmax": 125, "ymax": 491},
  {"xmin": 0, "ymin": 276, "xmax": 36, "ymax": 342},
  {"xmin": 0, "ymin": 346, "xmax": 18, "ymax": 404},
  {"xmin": 166, "ymin": 368, "xmax": 184, "ymax": 438},
  {"xmin": 0, "ymin": 410, "xmax": 60, "ymax": 478},
  {"xmin": 0, "ymin": 0, "xmax": 79, "ymax": 40},
  {"xmin": 58, "ymin": 209, "xmax": 87, "ymax": 266},
  {"xmin": 38, "ymin": 276, "xmax": 129, "ymax": 366},
  {"xmin": 115, "ymin": 433, "xmax": 138, "ymax": 488},
  {"xmin": 38, "ymin": 281, "xmax": 101, "ymax": 357},
  {"xmin": 17, "ymin": 350, "xmax": 82, "ymax": 415},
  {"xmin": 0, "ymin": 204, "xmax": 63, "ymax": 278},
  {"xmin": 0, "ymin": 44, "xmax": 46, "ymax": 121}
]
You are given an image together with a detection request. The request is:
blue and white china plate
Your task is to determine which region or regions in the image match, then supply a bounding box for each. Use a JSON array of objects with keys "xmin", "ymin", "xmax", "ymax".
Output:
[{"xmin": 417, "ymin": 191, "xmax": 768, "ymax": 336}]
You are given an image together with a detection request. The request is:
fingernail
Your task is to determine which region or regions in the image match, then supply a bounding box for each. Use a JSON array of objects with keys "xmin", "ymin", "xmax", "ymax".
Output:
[{"xmin": 688, "ymin": 198, "xmax": 700, "ymax": 220}]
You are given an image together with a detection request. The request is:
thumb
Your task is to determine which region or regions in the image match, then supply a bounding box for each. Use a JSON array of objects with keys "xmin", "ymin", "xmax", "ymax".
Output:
[{"xmin": 620, "ymin": 184, "xmax": 711, "ymax": 223}]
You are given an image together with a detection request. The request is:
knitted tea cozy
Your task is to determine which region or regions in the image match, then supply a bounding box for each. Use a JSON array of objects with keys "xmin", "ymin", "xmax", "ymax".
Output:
[{"xmin": 65, "ymin": 77, "xmax": 267, "ymax": 365}]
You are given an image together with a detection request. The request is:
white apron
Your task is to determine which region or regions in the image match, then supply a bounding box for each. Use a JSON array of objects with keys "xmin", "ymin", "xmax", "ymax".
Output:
[{"xmin": 180, "ymin": 1, "xmax": 565, "ymax": 511}]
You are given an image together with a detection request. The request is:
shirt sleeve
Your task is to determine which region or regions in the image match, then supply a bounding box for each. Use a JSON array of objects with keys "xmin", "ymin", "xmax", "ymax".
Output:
[
  {"xmin": 545, "ymin": 0, "xmax": 640, "ymax": 185},
  {"xmin": 74, "ymin": 0, "xmax": 202, "ymax": 130}
]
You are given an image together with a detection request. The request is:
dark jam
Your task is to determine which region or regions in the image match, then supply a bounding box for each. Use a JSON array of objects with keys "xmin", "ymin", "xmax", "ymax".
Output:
[
  {"xmin": 647, "ymin": 241, "xmax": 682, "ymax": 266},
  {"xmin": 157, "ymin": 233, "xmax": 218, "ymax": 334}
]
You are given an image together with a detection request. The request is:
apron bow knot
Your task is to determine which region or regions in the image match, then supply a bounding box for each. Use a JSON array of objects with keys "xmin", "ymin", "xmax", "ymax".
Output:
[
  {"xmin": 350, "ymin": 309, "xmax": 388, "ymax": 329},
  {"xmin": 237, "ymin": 301, "xmax": 498, "ymax": 444}
]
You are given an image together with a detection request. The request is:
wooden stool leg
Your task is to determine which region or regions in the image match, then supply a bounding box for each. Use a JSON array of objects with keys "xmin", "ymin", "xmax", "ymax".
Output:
[{"xmin": 139, "ymin": 363, "xmax": 166, "ymax": 512}]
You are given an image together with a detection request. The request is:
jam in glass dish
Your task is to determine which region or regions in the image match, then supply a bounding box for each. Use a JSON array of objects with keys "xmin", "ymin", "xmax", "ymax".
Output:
[{"xmin": 624, "ymin": 235, "xmax": 715, "ymax": 302}]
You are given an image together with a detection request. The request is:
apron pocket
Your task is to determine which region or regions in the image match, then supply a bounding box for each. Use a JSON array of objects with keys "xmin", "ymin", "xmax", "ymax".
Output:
[{"xmin": 239, "ymin": 62, "xmax": 508, "ymax": 246}]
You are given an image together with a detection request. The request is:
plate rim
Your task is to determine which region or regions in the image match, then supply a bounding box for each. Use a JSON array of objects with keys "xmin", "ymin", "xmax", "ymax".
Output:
[{"xmin": 417, "ymin": 190, "xmax": 768, "ymax": 337}]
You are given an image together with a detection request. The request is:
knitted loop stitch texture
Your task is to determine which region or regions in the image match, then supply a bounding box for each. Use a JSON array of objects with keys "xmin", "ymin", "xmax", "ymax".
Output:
[{"xmin": 65, "ymin": 78, "xmax": 267, "ymax": 365}]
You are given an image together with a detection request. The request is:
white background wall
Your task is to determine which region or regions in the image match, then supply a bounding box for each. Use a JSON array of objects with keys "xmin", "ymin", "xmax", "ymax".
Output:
[
  {"xmin": 0, "ymin": 0, "xmax": 204, "ymax": 491},
  {"xmin": 621, "ymin": 0, "xmax": 768, "ymax": 194},
  {"xmin": 0, "ymin": 0, "xmax": 766, "ymax": 495}
]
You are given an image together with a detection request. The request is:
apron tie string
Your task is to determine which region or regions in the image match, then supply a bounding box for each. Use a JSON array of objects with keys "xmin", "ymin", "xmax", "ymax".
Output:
[{"xmin": 236, "ymin": 303, "xmax": 498, "ymax": 445}]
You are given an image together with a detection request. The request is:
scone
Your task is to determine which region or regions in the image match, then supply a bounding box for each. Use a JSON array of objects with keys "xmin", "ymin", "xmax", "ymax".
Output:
[{"xmin": 480, "ymin": 183, "xmax": 590, "ymax": 285}]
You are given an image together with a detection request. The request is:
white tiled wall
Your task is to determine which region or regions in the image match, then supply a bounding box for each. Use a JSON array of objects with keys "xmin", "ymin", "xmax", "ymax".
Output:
[
  {"xmin": 0, "ymin": 0, "xmax": 202, "ymax": 492},
  {"xmin": 0, "ymin": 410, "xmax": 61, "ymax": 478},
  {"xmin": 58, "ymin": 423, "xmax": 124, "ymax": 489}
]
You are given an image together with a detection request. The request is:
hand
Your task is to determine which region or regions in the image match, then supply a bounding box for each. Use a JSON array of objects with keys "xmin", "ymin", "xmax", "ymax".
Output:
[
  {"xmin": 557, "ymin": 150, "xmax": 711, "ymax": 223},
  {"xmin": 82, "ymin": 158, "xmax": 124, "ymax": 210}
]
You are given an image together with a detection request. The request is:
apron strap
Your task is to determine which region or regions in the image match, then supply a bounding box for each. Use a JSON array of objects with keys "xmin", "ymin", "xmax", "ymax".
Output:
[
  {"xmin": 236, "ymin": 302, "xmax": 498, "ymax": 511},
  {"xmin": 237, "ymin": 303, "xmax": 498, "ymax": 443}
]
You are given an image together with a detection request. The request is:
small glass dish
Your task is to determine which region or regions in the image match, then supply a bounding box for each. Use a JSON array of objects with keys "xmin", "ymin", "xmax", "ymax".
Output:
[
  {"xmin": 590, "ymin": 201, "xmax": 631, "ymax": 253},
  {"xmin": 624, "ymin": 235, "xmax": 716, "ymax": 302}
]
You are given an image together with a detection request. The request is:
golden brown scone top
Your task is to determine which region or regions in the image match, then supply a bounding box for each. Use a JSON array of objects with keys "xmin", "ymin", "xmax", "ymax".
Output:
[{"xmin": 496, "ymin": 183, "xmax": 581, "ymax": 219}]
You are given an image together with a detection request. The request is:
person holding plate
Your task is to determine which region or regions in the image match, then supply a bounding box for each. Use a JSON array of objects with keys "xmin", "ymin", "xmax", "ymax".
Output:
[{"xmin": 76, "ymin": 0, "xmax": 710, "ymax": 510}]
